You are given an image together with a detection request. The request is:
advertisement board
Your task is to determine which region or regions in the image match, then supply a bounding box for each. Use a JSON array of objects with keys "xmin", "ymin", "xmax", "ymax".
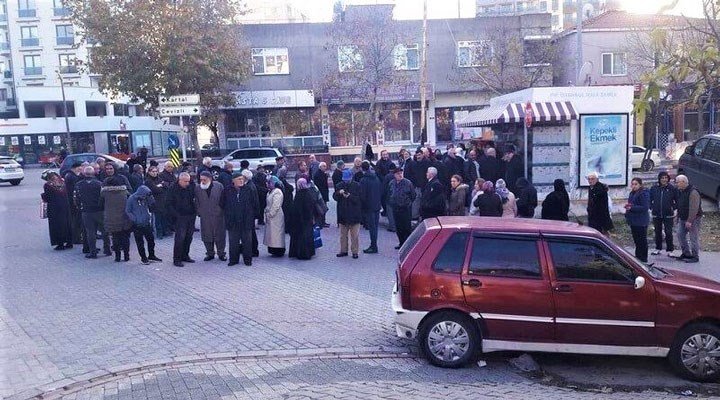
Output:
[{"xmin": 578, "ymin": 114, "xmax": 629, "ymax": 187}]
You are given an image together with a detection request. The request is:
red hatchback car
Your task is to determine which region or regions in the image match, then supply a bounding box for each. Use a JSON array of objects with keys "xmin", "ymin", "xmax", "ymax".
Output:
[{"xmin": 392, "ymin": 217, "xmax": 720, "ymax": 382}]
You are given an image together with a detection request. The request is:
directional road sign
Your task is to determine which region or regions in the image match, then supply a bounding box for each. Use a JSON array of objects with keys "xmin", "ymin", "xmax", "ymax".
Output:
[
  {"xmin": 167, "ymin": 134, "xmax": 180, "ymax": 149},
  {"xmin": 158, "ymin": 105, "xmax": 201, "ymax": 117},
  {"xmin": 159, "ymin": 94, "xmax": 200, "ymax": 106}
]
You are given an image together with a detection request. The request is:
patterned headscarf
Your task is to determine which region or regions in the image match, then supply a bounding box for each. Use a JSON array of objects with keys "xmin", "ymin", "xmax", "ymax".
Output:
[
  {"xmin": 267, "ymin": 175, "xmax": 283, "ymax": 191},
  {"xmin": 297, "ymin": 178, "xmax": 310, "ymax": 190},
  {"xmin": 495, "ymin": 179, "xmax": 509, "ymax": 200},
  {"xmin": 481, "ymin": 181, "xmax": 495, "ymax": 194}
]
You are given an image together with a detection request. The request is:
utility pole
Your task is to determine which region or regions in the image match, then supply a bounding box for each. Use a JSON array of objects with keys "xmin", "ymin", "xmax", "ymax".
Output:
[
  {"xmin": 576, "ymin": 0, "xmax": 583, "ymax": 85},
  {"xmin": 419, "ymin": 0, "xmax": 428, "ymax": 145},
  {"xmin": 57, "ymin": 72, "xmax": 72, "ymax": 153}
]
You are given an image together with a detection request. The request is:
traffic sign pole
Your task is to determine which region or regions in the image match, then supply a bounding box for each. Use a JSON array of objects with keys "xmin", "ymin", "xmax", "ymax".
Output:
[{"xmin": 179, "ymin": 118, "xmax": 187, "ymax": 162}]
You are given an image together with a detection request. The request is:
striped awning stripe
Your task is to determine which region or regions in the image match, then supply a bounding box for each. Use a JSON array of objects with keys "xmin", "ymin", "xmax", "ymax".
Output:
[{"xmin": 458, "ymin": 101, "xmax": 578, "ymax": 128}]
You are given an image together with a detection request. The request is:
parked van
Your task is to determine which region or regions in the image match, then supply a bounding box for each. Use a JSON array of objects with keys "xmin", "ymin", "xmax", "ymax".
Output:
[{"xmin": 678, "ymin": 134, "xmax": 720, "ymax": 207}]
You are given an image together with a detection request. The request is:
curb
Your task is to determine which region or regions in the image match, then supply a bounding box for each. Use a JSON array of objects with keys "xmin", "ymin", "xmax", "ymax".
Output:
[{"xmin": 8, "ymin": 347, "xmax": 418, "ymax": 400}]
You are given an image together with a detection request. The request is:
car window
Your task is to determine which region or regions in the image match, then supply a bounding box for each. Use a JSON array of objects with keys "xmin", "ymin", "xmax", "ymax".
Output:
[
  {"xmin": 632, "ymin": 146, "xmax": 643, "ymax": 154},
  {"xmin": 432, "ymin": 232, "xmax": 468, "ymax": 274},
  {"xmin": 232, "ymin": 150, "xmax": 249, "ymax": 160},
  {"xmin": 259, "ymin": 150, "xmax": 277, "ymax": 158},
  {"xmin": 469, "ymin": 237, "xmax": 541, "ymax": 278},
  {"xmin": 549, "ymin": 241, "xmax": 635, "ymax": 283},
  {"xmin": 703, "ymin": 140, "xmax": 720, "ymax": 163},
  {"xmin": 694, "ymin": 139, "xmax": 709, "ymax": 157},
  {"xmin": 398, "ymin": 222, "xmax": 426, "ymax": 263}
]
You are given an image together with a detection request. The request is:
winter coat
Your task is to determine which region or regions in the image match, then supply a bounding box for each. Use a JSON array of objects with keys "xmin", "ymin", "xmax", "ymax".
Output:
[
  {"xmin": 499, "ymin": 192, "xmax": 518, "ymax": 218},
  {"xmin": 158, "ymin": 170, "xmax": 176, "ymax": 189},
  {"xmin": 125, "ymin": 185, "xmax": 155, "ymax": 227},
  {"xmin": 448, "ymin": 184, "xmax": 469, "ymax": 216},
  {"xmin": 542, "ymin": 183, "xmax": 570, "ymax": 221},
  {"xmin": 359, "ymin": 171, "xmax": 383, "ymax": 212},
  {"xmin": 144, "ymin": 175, "xmax": 166, "ymax": 213},
  {"xmin": 389, "ymin": 178, "xmax": 415, "ymax": 208},
  {"xmin": 478, "ymin": 155, "xmax": 500, "ymax": 183},
  {"xmin": 63, "ymin": 171, "xmax": 81, "ymax": 212},
  {"xmin": 101, "ymin": 185, "xmax": 132, "ymax": 233},
  {"xmin": 408, "ymin": 158, "xmax": 431, "ymax": 189},
  {"xmin": 223, "ymin": 184, "xmax": 258, "ymax": 231},
  {"xmin": 473, "ymin": 192, "xmax": 503, "ymax": 217},
  {"xmin": 649, "ymin": 183, "xmax": 678, "ymax": 219},
  {"xmin": 42, "ymin": 182, "xmax": 72, "ymax": 246},
  {"xmin": 469, "ymin": 190, "xmax": 483, "ymax": 216},
  {"xmin": 166, "ymin": 183, "xmax": 197, "ymax": 222},
  {"xmin": 288, "ymin": 188, "xmax": 316, "ymax": 260},
  {"xmin": 504, "ymin": 156, "xmax": 524, "ymax": 195},
  {"xmin": 515, "ymin": 178, "xmax": 538, "ymax": 218},
  {"xmin": 264, "ymin": 188, "xmax": 286, "ymax": 249},
  {"xmin": 313, "ymin": 169, "xmax": 330, "ymax": 202},
  {"xmin": 625, "ymin": 188, "xmax": 650, "ymax": 227},
  {"xmin": 375, "ymin": 158, "xmax": 394, "ymax": 179},
  {"xmin": 331, "ymin": 169, "xmax": 343, "ymax": 188},
  {"xmin": 334, "ymin": 180, "xmax": 363, "ymax": 225},
  {"xmin": 74, "ymin": 177, "xmax": 104, "ymax": 213},
  {"xmin": 464, "ymin": 159, "xmax": 480, "ymax": 185},
  {"xmin": 420, "ymin": 178, "xmax": 446, "ymax": 219},
  {"xmin": 444, "ymin": 156, "xmax": 465, "ymax": 181},
  {"xmin": 129, "ymin": 172, "xmax": 144, "ymax": 193},
  {"xmin": 587, "ymin": 181, "xmax": 614, "ymax": 232},
  {"xmin": 280, "ymin": 177, "xmax": 294, "ymax": 234},
  {"xmin": 195, "ymin": 181, "xmax": 225, "ymax": 243}
]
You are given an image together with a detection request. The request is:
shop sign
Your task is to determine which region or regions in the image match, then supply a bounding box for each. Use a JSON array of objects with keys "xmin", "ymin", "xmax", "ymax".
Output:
[
  {"xmin": 11, "ymin": 137, "xmax": 18, "ymax": 146},
  {"xmin": 233, "ymin": 90, "xmax": 315, "ymax": 109},
  {"xmin": 53, "ymin": 135, "xmax": 62, "ymax": 144},
  {"xmin": 38, "ymin": 135, "xmax": 46, "ymax": 145},
  {"xmin": 24, "ymin": 136, "xmax": 31, "ymax": 145},
  {"xmin": 578, "ymin": 114, "xmax": 629, "ymax": 187}
]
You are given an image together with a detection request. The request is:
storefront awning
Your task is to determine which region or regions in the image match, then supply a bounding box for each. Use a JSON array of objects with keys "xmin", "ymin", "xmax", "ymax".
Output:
[{"xmin": 458, "ymin": 101, "xmax": 578, "ymax": 127}]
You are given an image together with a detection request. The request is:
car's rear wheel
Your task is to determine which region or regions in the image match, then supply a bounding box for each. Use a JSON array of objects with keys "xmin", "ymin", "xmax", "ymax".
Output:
[
  {"xmin": 419, "ymin": 311, "xmax": 479, "ymax": 368},
  {"xmin": 641, "ymin": 159, "xmax": 655, "ymax": 172},
  {"xmin": 669, "ymin": 323, "xmax": 720, "ymax": 382},
  {"xmin": 9, "ymin": 179, "xmax": 21, "ymax": 186}
]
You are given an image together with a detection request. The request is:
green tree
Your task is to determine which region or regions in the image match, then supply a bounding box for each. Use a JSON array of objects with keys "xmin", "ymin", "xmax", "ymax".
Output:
[{"xmin": 67, "ymin": 0, "xmax": 250, "ymax": 149}]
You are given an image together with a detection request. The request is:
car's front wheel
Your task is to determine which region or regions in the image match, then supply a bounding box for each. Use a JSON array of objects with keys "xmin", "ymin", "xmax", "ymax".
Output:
[
  {"xmin": 419, "ymin": 311, "xmax": 480, "ymax": 368},
  {"xmin": 669, "ymin": 323, "xmax": 720, "ymax": 382},
  {"xmin": 641, "ymin": 159, "xmax": 655, "ymax": 172},
  {"xmin": 9, "ymin": 180, "xmax": 21, "ymax": 186}
]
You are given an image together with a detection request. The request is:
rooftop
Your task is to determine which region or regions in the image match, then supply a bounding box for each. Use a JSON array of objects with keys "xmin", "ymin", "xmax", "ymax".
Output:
[{"xmin": 558, "ymin": 9, "xmax": 692, "ymax": 37}]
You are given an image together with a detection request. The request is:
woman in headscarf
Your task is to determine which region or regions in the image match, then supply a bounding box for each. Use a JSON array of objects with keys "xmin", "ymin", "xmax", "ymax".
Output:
[
  {"xmin": 288, "ymin": 178, "xmax": 316, "ymax": 260},
  {"xmin": 41, "ymin": 172, "xmax": 73, "ymax": 250},
  {"xmin": 473, "ymin": 181, "xmax": 503, "ymax": 217},
  {"xmin": 495, "ymin": 179, "xmax": 517, "ymax": 218},
  {"xmin": 101, "ymin": 174, "xmax": 132, "ymax": 262},
  {"xmin": 264, "ymin": 176, "xmax": 286, "ymax": 257},
  {"xmin": 469, "ymin": 178, "xmax": 485, "ymax": 216},
  {"xmin": 541, "ymin": 178, "xmax": 570, "ymax": 221}
]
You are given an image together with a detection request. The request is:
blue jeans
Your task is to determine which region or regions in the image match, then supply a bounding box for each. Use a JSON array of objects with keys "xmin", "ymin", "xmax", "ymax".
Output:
[{"xmin": 365, "ymin": 210, "xmax": 380, "ymax": 249}]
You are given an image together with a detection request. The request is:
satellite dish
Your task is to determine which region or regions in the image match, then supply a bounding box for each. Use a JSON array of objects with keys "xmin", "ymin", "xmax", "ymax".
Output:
[{"xmin": 582, "ymin": 3, "xmax": 596, "ymax": 19}]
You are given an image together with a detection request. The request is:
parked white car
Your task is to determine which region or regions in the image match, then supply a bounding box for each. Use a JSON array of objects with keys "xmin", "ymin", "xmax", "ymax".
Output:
[
  {"xmin": 212, "ymin": 147, "xmax": 283, "ymax": 172},
  {"xmin": 630, "ymin": 146, "xmax": 662, "ymax": 171},
  {"xmin": 0, "ymin": 156, "xmax": 24, "ymax": 185}
]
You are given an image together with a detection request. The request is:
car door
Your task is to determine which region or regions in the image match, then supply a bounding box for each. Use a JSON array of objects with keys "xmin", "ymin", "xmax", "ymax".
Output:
[
  {"xmin": 630, "ymin": 146, "xmax": 644, "ymax": 169},
  {"xmin": 697, "ymin": 139, "xmax": 720, "ymax": 198},
  {"xmin": 461, "ymin": 233, "xmax": 554, "ymax": 342},
  {"xmin": 544, "ymin": 237, "xmax": 657, "ymax": 347},
  {"xmin": 684, "ymin": 138, "xmax": 709, "ymax": 192}
]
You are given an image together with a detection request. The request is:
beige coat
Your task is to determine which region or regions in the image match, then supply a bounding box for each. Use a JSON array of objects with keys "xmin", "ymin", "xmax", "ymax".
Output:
[
  {"xmin": 195, "ymin": 182, "xmax": 225, "ymax": 243},
  {"xmin": 264, "ymin": 188, "xmax": 286, "ymax": 248},
  {"xmin": 501, "ymin": 192, "xmax": 518, "ymax": 218}
]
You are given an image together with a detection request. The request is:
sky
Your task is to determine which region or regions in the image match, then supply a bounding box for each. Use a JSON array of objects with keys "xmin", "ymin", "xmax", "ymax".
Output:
[{"xmin": 266, "ymin": 0, "xmax": 707, "ymax": 21}]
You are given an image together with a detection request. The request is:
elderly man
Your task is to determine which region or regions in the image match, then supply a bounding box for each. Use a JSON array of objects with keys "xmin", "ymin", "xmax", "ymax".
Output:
[
  {"xmin": 74, "ymin": 166, "xmax": 111, "ymax": 258},
  {"xmin": 195, "ymin": 171, "xmax": 226, "ymax": 261},
  {"xmin": 479, "ymin": 147, "xmax": 500, "ymax": 183},
  {"xmin": 313, "ymin": 162, "xmax": 330, "ymax": 228},
  {"xmin": 420, "ymin": 167, "xmax": 446, "ymax": 219},
  {"xmin": 166, "ymin": 172, "xmax": 197, "ymax": 267},
  {"xmin": 196, "ymin": 157, "xmax": 214, "ymax": 182},
  {"xmin": 359, "ymin": 161, "xmax": 382, "ymax": 254},
  {"xmin": 218, "ymin": 161, "xmax": 233, "ymax": 188},
  {"xmin": 586, "ymin": 172, "xmax": 613, "ymax": 235},
  {"xmin": 389, "ymin": 167, "xmax": 415, "ymax": 249},
  {"xmin": 274, "ymin": 156, "xmax": 287, "ymax": 177},
  {"xmin": 95, "ymin": 157, "xmax": 108, "ymax": 181},
  {"xmin": 675, "ymin": 175, "xmax": 703, "ymax": 263},
  {"xmin": 308, "ymin": 154, "xmax": 320, "ymax": 178}
]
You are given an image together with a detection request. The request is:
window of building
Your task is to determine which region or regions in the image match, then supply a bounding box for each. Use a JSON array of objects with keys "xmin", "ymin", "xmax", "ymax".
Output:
[
  {"xmin": 539, "ymin": 1, "xmax": 548, "ymax": 10},
  {"xmin": 551, "ymin": 14, "xmax": 560, "ymax": 28},
  {"xmin": 432, "ymin": 232, "xmax": 468, "ymax": 273},
  {"xmin": 224, "ymin": 108, "xmax": 320, "ymax": 138},
  {"xmin": 53, "ymin": 0, "xmax": 69, "ymax": 16},
  {"xmin": 56, "ymin": 24, "xmax": 74, "ymax": 45},
  {"xmin": 469, "ymin": 237, "xmax": 541, "ymax": 278},
  {"xmin": 251, "ymin": 48, "xmax": 289, "ymax": 75},
  {"xmin": 457, "ymin": 40, "xmax": 492, "ymax": 68},
  {"xmin": 20, "ymin": 25, "xmax": 38, "ymax": 46},
  {"xmin": 23, "ymin": 54, "xmax": 41, "ymax": 75},
  {"xmin": 549, "ymin": 241, "xmax": 635, "ymax": 283},
  {"xmin": 58, "ymin": 54, "xmax": 77, "ymax": 74},
  {"xmin": 552, "ymin": 0, "xmax": 559, "ymax": 11},
  {"xmin": 601, "ymin": 52, "xmax": 627, "ymax": 76},
  {"xmin": 337, "ymin": 45, "xmax": 364, "ymax": 72},
  {"xmin": 393, "ymin": 44, "xmax": 419, "ymax": 71},
  {"xmin": 0, "ymin": 88, "xmax": 6, "ymax": 101},
  {"xmin": 18, "ymin": 0, "xmax": 35, "ymax": 17}
]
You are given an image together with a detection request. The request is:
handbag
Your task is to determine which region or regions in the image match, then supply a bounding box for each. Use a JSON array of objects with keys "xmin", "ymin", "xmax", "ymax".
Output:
[
  {"xmin": 313, "ymin": 225, "xmax": 323, "ymax": 248},
  {"xmin": 40, "ymin": 201, "xmax": 48, "ymax": 219}
]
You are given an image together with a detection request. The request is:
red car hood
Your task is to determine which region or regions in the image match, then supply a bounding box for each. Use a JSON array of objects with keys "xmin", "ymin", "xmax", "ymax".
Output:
[{"xmin": 658, "ymin": 268, "xmax": 720, "ymax": 294}]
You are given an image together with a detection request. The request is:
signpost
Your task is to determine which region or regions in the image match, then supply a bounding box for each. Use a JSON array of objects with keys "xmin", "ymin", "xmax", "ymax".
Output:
[
  {"xmin": 158, "ymin": 94, "xmax": 201, "ymax": 162},
  {"xmin": 524, "ymin": 102, "xmax": 533, "ymax": 179}
]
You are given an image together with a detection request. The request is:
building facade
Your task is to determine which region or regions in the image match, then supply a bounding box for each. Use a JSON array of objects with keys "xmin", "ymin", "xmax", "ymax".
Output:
[
  {"xmin": 0, "ymin": 0, "xmax": 179, "ymax": 164},
  {"xmin": 476, "ymin": 0, "xmax": 565, "ymax": 31},
  {"xmin": 221, "ymin": 4, "xmax": 552, "ymax": 158}
]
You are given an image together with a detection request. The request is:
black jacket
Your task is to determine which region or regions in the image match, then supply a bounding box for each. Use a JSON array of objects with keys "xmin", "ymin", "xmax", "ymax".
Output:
[
  {"xmin": 360, "ymin": 171, "xmax": 383, "ymax": 212},
  {"xmin": 129, "ymin": 173, "xmax": 144, "ymax": 193},
  {"xmin": 478, "ymin": 155, "xmax": 500, "ymax": 183},
  {"xmin": 375, "ymin": 159, "xmax": 394, "ymax": 179},
  {"xmin": 650, "ymin": 183, "xmax": 678, "ymax": 219},
  {"xmin": 313, "ymin": 169, "xmax": 330, "ymax": 202},
  {"xmin": 504, "ymin": 155, "xmax": 524, "ymax": 194},
  {"xmin": 64, "ymin": 171, "xmax": 81, "ymax": 210},
  {"xmin": 334, "ymin": 180, "xmax": 363, "ymax": 225},
  {"xmin": 463, "ymin": 159, "xmax": 480, "ymax": 185},
  {"xmin": 331, "ymin": 169, "xmax": 343, "ymax": 188},
  {"xmin": 420, "ymin": 177, "xmax": 446, "ymax": 219},
  {"xmin": 473, "ymin": 192, "xmax": 503, "ymax": 217},
  {"xmin": 515, "ymin": 178, "xmax": 538, "ymax": 218},
  {"xmin": 444, "ymin": 156, "xmax": 465, "ymax": 180},
  {"xmin": 222, "ymin": 185, "xmax": 258, "ymax": 231},
  {"xmin": 144, "ymin": 175, "xmax": 167, "ymax": 211},
  {"xmin": 74, "ymin": 177, "xmax": 104, "ymax": 213},
  {"xmin": 541, "ymin": 185, "xmax": 570, "ymax": 222},
  {"xmin": 166, "ymin": 183, "xmax": 197, "ymax": 219},
  {"xmin": 587, "ymin": 181, "xmax": 614, "ymax": 232},
  {"xmin": 408, "ymin": 158, "xmax": 431, "ymax": 189}
]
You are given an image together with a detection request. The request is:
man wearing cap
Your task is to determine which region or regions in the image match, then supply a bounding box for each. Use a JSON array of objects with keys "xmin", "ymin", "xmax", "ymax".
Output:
[
  {"xmin": 195, "ymin": 171, "xmax": 226, "ymax": 262},
  {"xmin": 64, "ymin": 162, "xmax": 86, "ymax": 250},
  {"xmin": 389, "ymin": 167, "xmax": 415, "ymax": 248}
]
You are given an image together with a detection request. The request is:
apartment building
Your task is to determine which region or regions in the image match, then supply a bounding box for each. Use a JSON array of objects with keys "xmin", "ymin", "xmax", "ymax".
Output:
[
  {"xmin": 0, "ymin": 0, "xmax": 178, "ymax": 164},
  {"xmin": 476, "ymin": 0, "xmax": 565, "ymax": 31}
]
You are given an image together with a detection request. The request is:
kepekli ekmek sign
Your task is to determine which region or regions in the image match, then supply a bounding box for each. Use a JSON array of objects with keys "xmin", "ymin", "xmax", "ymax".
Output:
[{"xmin": 578, "ymin": 113, "xmax": 629, "ymax": 187}]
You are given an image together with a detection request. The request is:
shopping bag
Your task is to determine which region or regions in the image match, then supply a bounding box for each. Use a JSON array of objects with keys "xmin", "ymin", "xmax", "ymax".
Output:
[
  {"xmin": 313, "ymin": 225, "xmax": 323, "ymax": 248},
  {"xmin": 40, "ymin": 201, "xmax": 48, "ymax": 219}
]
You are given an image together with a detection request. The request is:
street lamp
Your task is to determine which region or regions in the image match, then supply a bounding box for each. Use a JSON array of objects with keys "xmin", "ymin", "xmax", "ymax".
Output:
[{"xmin": 56, "ymin": 71, "xmax": 73, "ymax": 153}]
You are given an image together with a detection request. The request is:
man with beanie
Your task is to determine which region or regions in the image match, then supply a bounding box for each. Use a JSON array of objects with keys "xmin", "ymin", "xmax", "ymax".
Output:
[{"xmin": 650, "ymin": 171, "xmax": 678, "ymax": 256}]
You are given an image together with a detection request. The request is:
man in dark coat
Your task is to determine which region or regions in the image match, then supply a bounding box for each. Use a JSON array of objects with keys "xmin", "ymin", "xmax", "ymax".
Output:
[
  {"xmin": 359, "ymin": 161, "xmax": 382, "ymax": 254},
  {"xmin": 478, "ymin": 147, "xmax": 500, "ymax": 184},
  {"xmin": 64, "ymin": 162, "xmax": 85, "ymax": 249},
  {"xmin": 463, "ymin": 150, "xmax": 480, "ymax": 187},
  {"xmin": 409, "ymin": 150, "xmax": 430, "ymax": 220},
  {"xmin": 375, "ymin": 150, "xmax": 393, "ymax": 182},
  {"xmin": 649, "ymin": 171, "xmax": 678, "ymax": 256},
  {"xmin": 128, "ymin": 164, "xmax": 145, "ymax": 193},
  {"xmin": 443, "ymin": 148, "xmax": 465, "ymax": 181},
  {"xmin": 222, "ymin": 172, "xmax": 258, "ymax": 266},
  {"xmin": 586, "ymin": 172, "xmax": 614, "ymax": 235},
  {"xmin": 75, "ymin": 166, "xmax": 111, "ymax": 258},
  {"xmin": 242, "ymin": 169, "xmax": 260, "ymax": 257},
  {"xmin": 675, "ymin": 175, "xmax": 703, "ymax": 263},
  {"xmin": 312, "ymin": 162, "xmax": 330, "ymax": 228},
  {"xmin": 503, "ymin": 149, "xmax": 524, "ymax": 195},
  {"xmin": 515, "ymin": 177, "xmax": 538, "ymax": 218},
  {"xmin": 331, "ymin": 161, "xmax": 345, "ymax": 188},
  {"xmin": 381, "ymin": 163, "xmax": 397, "ymax": 232},
  {"xmin": 389, "ymin": 168, "xmax": 415, "ymax": 249},
  {"xmin": 166, "ymin": 172, "xmax": 197, "ymax": 267},
  {"xmin": 420, "ymin": 167, "xmax": 446, "ymax": 219},
  {"xmin": 253, "ymin": 165, "xmax": 268, "ymax": 226},
  {"xmin": 334, "ymin": 169, "xmax": 362, "ymax": 258},
  {"xmin": 218, "ymin": 162, "xmax": 233, "ymax": 189}
]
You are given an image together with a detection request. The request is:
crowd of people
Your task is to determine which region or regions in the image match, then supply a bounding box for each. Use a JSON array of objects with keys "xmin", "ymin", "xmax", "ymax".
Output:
[{"xmin": 40, "ymin": 142, "xmax": 704, "ymax": 267}]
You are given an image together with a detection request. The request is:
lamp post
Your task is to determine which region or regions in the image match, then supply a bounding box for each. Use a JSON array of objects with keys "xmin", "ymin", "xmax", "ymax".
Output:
[{"xmin": 57, "ymin": 71, "xmax": 72, "ymax": 153}]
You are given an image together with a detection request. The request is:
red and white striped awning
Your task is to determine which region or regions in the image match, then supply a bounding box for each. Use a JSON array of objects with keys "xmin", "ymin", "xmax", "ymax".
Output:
[{"xmin": 458, "ymin": 101, "xmax": 578, "ymax": 128}]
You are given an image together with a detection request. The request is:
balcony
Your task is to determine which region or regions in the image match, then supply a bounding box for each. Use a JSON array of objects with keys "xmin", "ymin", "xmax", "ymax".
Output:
[
  {"xmin": 54, "ymin": 7, "xmax": 71, "ymax": 17},
  {"xmin": 59, "ymin": 65, "xmax": 78, "ymax": 74},
  {"xmin": 56, "ymin": 36, "xmax": 74, "ymax": 46},
  {"xmin": 21, "ymin": 38, "xmax": 39, "ymax": 47},
  {"xmin": 3, "ymin": 70, "xmax": 11, "ymax": 79},
  {"xmin": 18, "ymin": 9, "xmax": 37, "ymax": 18},
  {"xmin": 24, "ymin": 67, "xmax": 42, "ymax": 76}
]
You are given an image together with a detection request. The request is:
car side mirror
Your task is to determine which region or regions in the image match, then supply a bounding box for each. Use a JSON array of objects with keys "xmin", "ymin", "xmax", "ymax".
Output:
[
  {"xmin": 634, "ymin": 276, "xmax": 646, "ymax": 290},
  {"xmin": 685, "ymin": 146, "xmax": 694, "ymax": 155}
]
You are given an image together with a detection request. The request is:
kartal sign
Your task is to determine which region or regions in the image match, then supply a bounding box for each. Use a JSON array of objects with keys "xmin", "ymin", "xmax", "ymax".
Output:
[{"xmin": 158, "ymin": 94, "xmax": 201, "ymax": 117}]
